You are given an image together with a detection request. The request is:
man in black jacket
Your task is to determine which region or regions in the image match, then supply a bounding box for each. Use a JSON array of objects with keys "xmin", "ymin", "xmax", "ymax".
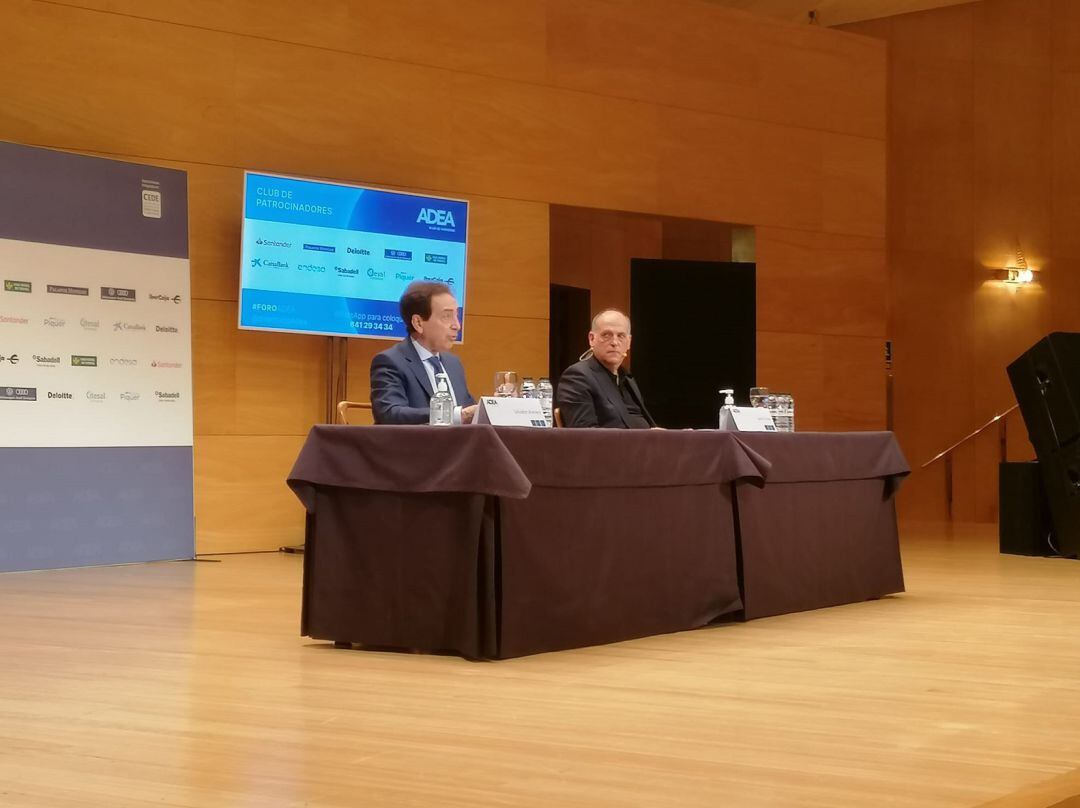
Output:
[{"xmin": 555, "ymin": 309, "xmax": 657, "ymax": 429}]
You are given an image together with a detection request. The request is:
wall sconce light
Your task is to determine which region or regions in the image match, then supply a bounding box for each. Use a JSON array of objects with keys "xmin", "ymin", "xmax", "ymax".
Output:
[{"xmin": 993, "ymin": 242, "xmax": 1039, "ymax": 285}]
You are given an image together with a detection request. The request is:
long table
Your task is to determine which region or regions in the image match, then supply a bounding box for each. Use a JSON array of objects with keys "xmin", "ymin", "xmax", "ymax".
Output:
[{"xmin": 287, "ymin": 426, "xmax": 908, "ymax": 659}]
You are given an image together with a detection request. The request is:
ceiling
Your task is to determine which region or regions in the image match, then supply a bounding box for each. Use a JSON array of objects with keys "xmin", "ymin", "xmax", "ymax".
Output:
[{"xmin": 703, "ymin": 0, "xmax": 977, "ymax": 27}]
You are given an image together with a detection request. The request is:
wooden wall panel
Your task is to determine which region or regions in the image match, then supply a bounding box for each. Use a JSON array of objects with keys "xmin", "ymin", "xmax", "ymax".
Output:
[
  {"xmin": 843, "ymin": 0, "xmax": 1080, "ymax": 523},
  {"xmin": 2, "ymin": 0, "xmax": 887, "ymax": 550},
  {"xmin": 193, "ymin": 436, "xmax": 309, "ymax": 553},
  {"xmin": 756, "ymin": 227, "xmax": 887, "ymax": 338}
]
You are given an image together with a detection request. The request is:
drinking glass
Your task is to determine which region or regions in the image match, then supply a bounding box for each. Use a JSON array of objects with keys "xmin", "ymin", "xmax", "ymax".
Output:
[
  {"xmin": 493, "ymin": 371, "xmax": 519, "ymax": 397},
  {"xmin": 749, "ymin": 387, "xmax": 769, "ymax": 408}
]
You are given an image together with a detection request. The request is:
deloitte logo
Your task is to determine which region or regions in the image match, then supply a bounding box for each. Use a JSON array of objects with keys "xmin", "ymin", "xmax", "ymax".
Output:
[
  {"xmin": 347, "ymin": 247, "xmax": 371, "ymax": 256},
  {"xmin": 47, "ymin": 391, "xmax": 73, "ymax": 400},
  {"xmin": 155, "ymin": 325, "xmax": 179, "ymax": 334}
]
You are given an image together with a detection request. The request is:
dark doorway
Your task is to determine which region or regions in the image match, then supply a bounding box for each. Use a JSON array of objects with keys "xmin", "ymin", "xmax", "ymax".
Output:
[
  {"xmin": 630, "ymin": 259, "xmax": 755, "ymax": 429},
  {"xmin": 549, "ymin": 284, "xmax": 592, "ymax": 386}
]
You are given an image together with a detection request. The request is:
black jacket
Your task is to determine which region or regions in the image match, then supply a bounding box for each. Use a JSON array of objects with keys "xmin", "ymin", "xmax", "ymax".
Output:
[{"xmin": 555, "ymin": 356, "xmax": 656, "ymax": 429}]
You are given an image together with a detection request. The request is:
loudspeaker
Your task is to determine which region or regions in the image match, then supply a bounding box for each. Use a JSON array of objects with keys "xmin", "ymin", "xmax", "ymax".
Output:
[
  {"xmin": 1008, "ymin": 333, "xmax": 1080, "ymax": 556},
  {"xmin": 1007, "ymin": 332, "xmax": 1080, "ymax": 455},
  {"xmin": 999, "ymin": 462, "xmax": 1053, "ymax": 556}
]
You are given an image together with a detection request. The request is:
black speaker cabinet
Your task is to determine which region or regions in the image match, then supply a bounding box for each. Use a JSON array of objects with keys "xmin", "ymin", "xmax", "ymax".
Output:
[
  {"xmin": 1007, "ymin": 333, "xmax": 1080, "ymax": 556},
  {"xmin": 999, "ymin": 462, "xmax": 1053, "ymax": 556}
]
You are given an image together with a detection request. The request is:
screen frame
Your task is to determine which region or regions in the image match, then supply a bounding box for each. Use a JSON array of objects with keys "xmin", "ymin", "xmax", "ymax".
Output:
[{"xmin": 237, "ymin": 170, "xmax": 470, "ymax": 342}]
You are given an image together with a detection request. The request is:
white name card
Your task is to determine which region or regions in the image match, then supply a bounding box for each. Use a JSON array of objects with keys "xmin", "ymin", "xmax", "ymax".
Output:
[
  {"xmin": 718, "ymin": 406, "xmax": 777, "ymax": 432},
  {"xmin": 474, "ymin": 396, "xmax": 549, "ymax": 428}
]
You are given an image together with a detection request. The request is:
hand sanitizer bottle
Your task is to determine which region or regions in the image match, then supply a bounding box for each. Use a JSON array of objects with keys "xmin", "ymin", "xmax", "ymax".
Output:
[{"xmin": 429, "ymin": 373, "xmax": 454, "ymax": 426}]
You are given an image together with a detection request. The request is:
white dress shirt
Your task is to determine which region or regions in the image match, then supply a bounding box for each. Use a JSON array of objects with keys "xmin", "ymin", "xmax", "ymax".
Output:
[{"xmin": 411, "ymin": 338, "xmax": 463, "ymax": 424}]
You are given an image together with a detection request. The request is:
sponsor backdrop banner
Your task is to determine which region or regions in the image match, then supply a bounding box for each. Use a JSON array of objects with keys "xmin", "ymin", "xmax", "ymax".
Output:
[{"xmin": 0, "ymin": 142, "xmax": 194, "ymax": 572}]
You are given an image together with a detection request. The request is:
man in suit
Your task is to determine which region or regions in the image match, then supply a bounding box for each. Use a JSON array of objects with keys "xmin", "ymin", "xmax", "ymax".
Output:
[
  {"xmin": 370, "ymin": 281, "xmax": 477, "ymax": 424},
  {"xmin": 555, "ymin": 309, "xmax": 657, "ymax": 429}
]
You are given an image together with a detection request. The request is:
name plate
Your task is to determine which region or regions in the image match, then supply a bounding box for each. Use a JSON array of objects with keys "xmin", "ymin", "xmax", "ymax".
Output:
[
  {"xmin": 718, "ymin": 406, "xmax": 777, "ymax": 432},
  {"xmin": 474, "ymin": 396, "xmax": 549, "ymax": 428}
]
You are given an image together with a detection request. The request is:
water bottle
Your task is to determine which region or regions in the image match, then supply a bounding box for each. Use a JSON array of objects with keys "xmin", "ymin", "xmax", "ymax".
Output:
[
  {"xmin": 537, "ymin": 377, "xmax": 554, "ymax": 427},
  {"xmin": 784, "ymin": 394, "xmax": 796, "ymax": 432},
  {"xmin": 774, "ymin": 393, "xmax": 794, "ymax": 432},
  {"xmin": 429, "ymin": 372, "xmax": 453, "ymax": 426},
  {"xmin": 520, "ymin": 377, "xmax": 536, "ymax": 399}
]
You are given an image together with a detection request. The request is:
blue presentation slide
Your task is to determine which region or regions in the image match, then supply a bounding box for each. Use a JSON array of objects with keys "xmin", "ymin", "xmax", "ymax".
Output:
[{"xmin": 239, "ymin": 173, "xmax": 468, "ymax": 340}]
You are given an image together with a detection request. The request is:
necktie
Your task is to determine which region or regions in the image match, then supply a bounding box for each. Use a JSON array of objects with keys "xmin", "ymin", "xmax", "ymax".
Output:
[{"xmin": 428, "ymin": 355, "xmax": 446, "ymax": 376}]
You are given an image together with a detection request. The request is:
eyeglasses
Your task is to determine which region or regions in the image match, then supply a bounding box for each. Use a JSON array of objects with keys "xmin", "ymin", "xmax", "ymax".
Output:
[{"xmin": 594, "ymin": 330, "xmax": 629, "ymax": 343}]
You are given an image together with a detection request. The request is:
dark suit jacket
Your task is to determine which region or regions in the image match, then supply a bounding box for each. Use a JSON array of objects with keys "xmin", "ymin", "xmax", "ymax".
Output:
[
  {"xmin": 555, "ymin": 356, "xmax": 656, "ymax": 429},
  {"xmin": 370, "ymin": 338, "xmax": 475, "ymax": 425}
]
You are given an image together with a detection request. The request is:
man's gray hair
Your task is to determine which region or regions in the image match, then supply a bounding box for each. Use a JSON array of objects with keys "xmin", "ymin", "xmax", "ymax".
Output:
[{"xmin": 590, "ymin": 309, "xmax": 632, "ymax": 333}]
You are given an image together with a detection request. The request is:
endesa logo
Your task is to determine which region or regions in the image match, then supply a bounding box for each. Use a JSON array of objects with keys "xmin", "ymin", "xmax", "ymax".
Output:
[{"xmin": 417, "ymin": 208, "xmax": 456, "ymax": 228}]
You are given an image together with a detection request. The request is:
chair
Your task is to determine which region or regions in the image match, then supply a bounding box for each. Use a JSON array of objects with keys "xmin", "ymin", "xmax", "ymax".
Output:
[
  {"xmin": 553, "ymin": 407, "xmax": 563, "ymax": 428},
  {"xmin": 337, "ymin": 401, "xmax": 372, "ymax": 425}
]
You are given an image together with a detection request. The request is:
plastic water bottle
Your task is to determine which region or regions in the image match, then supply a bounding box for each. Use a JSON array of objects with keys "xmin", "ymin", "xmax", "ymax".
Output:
[
  {"xmin": 773, "ymin": 393, "xmax": 794, "ymax": 432},
  {"xmin": 537, "ymin": 377, "xmax": 554, "ymax": 427},
  {"xmin": 520, "ymin": 377, "xmax": 536, "ymax": 399},
  {"xmin": 429, "ymin": 372, "xmax": 453, "ymax": 425}
]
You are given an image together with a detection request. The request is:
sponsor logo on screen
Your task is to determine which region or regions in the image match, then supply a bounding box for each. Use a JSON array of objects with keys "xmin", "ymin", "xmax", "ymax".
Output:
[
  {"xmin": 252, "ymin": 303, "xmax": 277, "ymax": 312},
  {"xmin": 303, "ymin": 243, "xmax": 335, "ymax": 253},
  {"xmin": 149, "ymin": 293, "xmax": 182, "ymax": 304},
  {"xmin": 47, "ymin": 284, "xmax": 88, "ymax": 296},
  {"xmin": 385, "ymin": 249, "xmax": 412, "ymax": 261},
  {"xmin": 33, "ymin": 355, "xmax": 60, "ymax": 368},
  {"xmin": 297, "ymin": 264, "xmax": 326, "ymax": 273},
  {"xmin": 71, "ymin": 355, "xmax": 98, "ymax": 367},
  {"xmin": 416, "ymin": 208, "xmax": 456, "ymax": 228},
  {"xmin": 80, "ymin": 318, "xmax": 100, "ymax": 331},
  {"xmin": 0, "ymin": 314, "xmax": 29, "ymax": 325},
  {"xmin": 113, "ymin": 321, "xmax": 147, "ymax": 332},
  {"xmin": 367, "ymin": 269, "xmax": 386, "ymax": 280},
  {"xmin": 0, "ymin": 353, "xmax": 19, "ymax": 365},
  {"xmin": 47, "ymin": 391, "xmax": 73, "ymax": 400},
  {"xmin": 155, "ymin": 325, "xmax": 179, "ymax": 333},
  {"xmin": 3, "ymin": 280, "xmax": 31, "ymax": 293},
  {"xmin": 43, "ymin": 317, "xmax": 66, "ymax": 328},
  {"xmin": 424, "ymin": 276, "xmax": 456, "ymax": 286},
  {"xmin": 335, "ymin": 266, "xmax": 359, "ymax": 277},
  {"xmin": 0, "ymin": 387, "xmax": 36, "ymax": 401},
  {"xmin": 120, "ymin": 391, "xmax": 140, "ymax": 401},
  {"xmin": 101, "ymin": 287, "xmax": 136, "ymax": 302},
  {"xmin": 346, "ymin": 247, "xmax": 371, "ymax": 256},
  {"xmin": 255, "ymin": 238, "xmax": 292, "ymax": 248},
  {"xmin": 155, "ymin": 390, "xmax": 181, "ymax": 402},
  {"xmin": 424, "ymin": 253, "xmax": 448, "ymax": 265},
  {"xmin": 85, "ymin": 391, "xmax": 106, "ymax": 401},
  {"xmin": 109, "ymin": 357, "xmax": 139, "ymax": 367},
  {"xmin": 151, "ymin": 360, "xmax": 182, "ymax": 369},
  {"xmin": 251, "ymin": 258, "xmax": 289, "ymax": 269},
  {"xmin": 394, "ymin": 272, "xmax": 414, "ymax": 282}
]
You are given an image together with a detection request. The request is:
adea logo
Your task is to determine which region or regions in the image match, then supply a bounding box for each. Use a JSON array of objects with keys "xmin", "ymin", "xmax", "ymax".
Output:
[{"xmin": 417, "ymin": 208, "xmax": 456, "ymax": 227}]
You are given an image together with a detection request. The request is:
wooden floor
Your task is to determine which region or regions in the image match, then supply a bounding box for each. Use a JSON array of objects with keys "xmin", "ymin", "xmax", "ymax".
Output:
[{"xmin": 3, "ymin": 523, "xmax": 1080, "ymax": 807}]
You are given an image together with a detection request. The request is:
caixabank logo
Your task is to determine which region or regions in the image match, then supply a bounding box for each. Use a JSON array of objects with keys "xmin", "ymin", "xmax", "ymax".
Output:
[{"xmin": 0, "ymin": 386, "xmax": 36, "ymax": 401}]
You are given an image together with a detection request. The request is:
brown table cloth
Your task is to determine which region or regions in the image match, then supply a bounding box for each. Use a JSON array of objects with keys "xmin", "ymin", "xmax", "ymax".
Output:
[
  {"xmin": 288, "ymin": 425, "xmax": 531, "ymax": 659},
  {"xmin": 492, "ymin": 428, "xmax": 769, "ymax": 657},
  {"xmin": 287, "ymin": 425, "xmax": 768, "ymax": 658},
  {"xmin": 731, "ymin": 432, "xmax": 909, "ymax": 620}
]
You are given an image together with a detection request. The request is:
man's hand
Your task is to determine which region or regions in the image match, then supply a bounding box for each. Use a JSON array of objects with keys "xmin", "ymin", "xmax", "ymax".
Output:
[{"xmin": 461, "ymin": 404, "xmax": 478, "ymax": 424}]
